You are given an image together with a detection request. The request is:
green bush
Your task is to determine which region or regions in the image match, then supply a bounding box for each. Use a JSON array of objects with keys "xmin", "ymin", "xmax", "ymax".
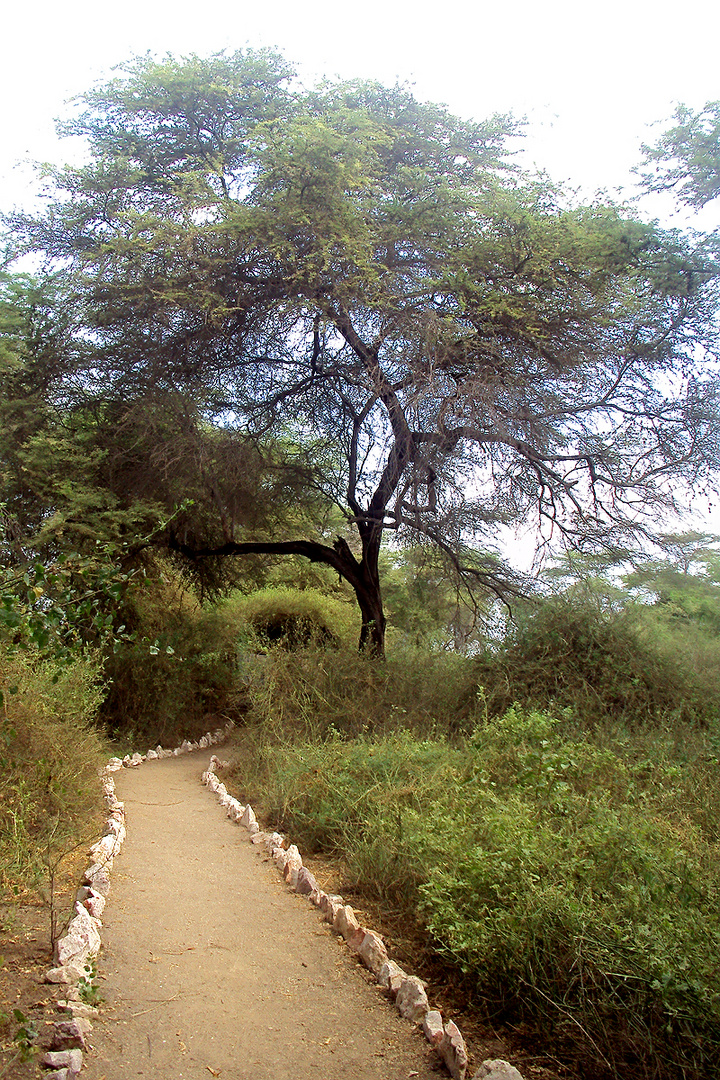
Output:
[
  {"xmin": 220, "ymin": 586, "xmax": 356, "ymax": 651},
  {"xmin": 237, "ymin": 640, "xmax": 477, "ymax": 742},
  {"xmin": 472, "ymin": 596, "xmax": 719, "ymax": 726},
  {"xmin": 0, "ymin": 645, "xmax": 106, "ymax": 899},
  {"xmin": 100, "ymin": 568, "xmax": 243, "ymax": 744}
]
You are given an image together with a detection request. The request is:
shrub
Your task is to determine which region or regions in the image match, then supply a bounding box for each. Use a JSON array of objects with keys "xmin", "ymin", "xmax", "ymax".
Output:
[
  {"xmin": 472, "ymin": 596, "xmax": 719, "ymax": 726},
  {"xmin": 100, "ymin": 568, "xmax": 243, "ymax": 744},
  {"xmin": 0, "ymin": 645, "xmax": 106, "ymax": 900},
  {"xmin": 226, "ymin": 645, "xmax": 720, "ymax": 1080},
  {"xmin": 237, "ymin": 640, "xmax": 477, "ymax": 742},
  {"xmin": 221, "ymin": 586, "xmax": 356, "ymax": 651}
]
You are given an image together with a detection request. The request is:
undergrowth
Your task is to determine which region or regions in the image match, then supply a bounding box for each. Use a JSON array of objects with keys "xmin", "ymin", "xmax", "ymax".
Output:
[
  {"xmin": 0, "ymin": 645, "xmax": 106, "ymax": 903},
  {"xmin": 227, "ymin": 644, "xmax": 720, "ymax": 1080}
]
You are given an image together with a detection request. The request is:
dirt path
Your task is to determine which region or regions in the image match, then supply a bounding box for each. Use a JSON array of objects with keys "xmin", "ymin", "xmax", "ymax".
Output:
[{"xmin": 82, "ymin": 753, "xmax": 438, "ymax": 1080}]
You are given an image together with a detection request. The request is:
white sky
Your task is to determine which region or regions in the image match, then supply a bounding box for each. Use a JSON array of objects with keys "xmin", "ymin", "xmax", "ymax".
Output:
[
  {"xmin": 2, "ymin": 0, "xmax": 718, "ymax": 210},
  {"xmin": 1, "ymin": 0, "xmax": 719, "ymax": 545}
]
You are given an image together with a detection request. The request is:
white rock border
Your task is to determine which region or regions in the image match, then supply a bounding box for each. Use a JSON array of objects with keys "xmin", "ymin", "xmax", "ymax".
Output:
[
  {"xmin": 200, "ymin": 756, "xmax": 525, "ymax": 1080},
  {"xmin": 40, "ymin": 722, "xmax": 234, "ymax": 1078}
]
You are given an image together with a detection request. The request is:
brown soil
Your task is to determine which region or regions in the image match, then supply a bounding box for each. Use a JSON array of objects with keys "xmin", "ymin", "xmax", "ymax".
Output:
[{"xmin": 0, "ymin": 848, "xmax": 88, "ymax": 1078}]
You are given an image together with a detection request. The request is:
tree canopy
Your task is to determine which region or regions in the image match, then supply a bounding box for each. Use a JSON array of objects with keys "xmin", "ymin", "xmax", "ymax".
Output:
[
  {"xmin": 639, "ymin": 101, "xmax": 720, "ymax": 210},
  {"xmin": 5, "ymin": 50, "xmax": 720, "ymax": 654}
]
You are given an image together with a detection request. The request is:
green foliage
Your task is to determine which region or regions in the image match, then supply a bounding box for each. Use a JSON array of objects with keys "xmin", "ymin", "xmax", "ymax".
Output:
[
  {"xmin": 77, "ymin": 959, "xmax": 103, "ymax": 1006},
  {"xmin": 8, "ymin": 54, "xmax": 720, "ymax": 654},
  {"xmin": 222, "ymin": 586, "xmax": 356, "ymax": 651},
  {"xmin": 639, "ymin": 101, "xmax": 720, "ymax": 208},
  {"xmin": 0, "ymin": 548, "xmax": 141, "ymax": 658},
  {"xmin": 471, "ymin": 594, "xmax": 719, "ymax": 726},
  {"xmin": 228, "ymin": 649, "xmax": 720, "ymax": 1079},
  {"xmin": 236, "ymin": 640, "xmax": 476, "ymax": 743},
  {"xmin": 99, "ymin": 567, "xmax": 243, "ymax": 744},
  {"xmin": 380, "ymin": 547, "xmax": 494, "ymax": 652},
  {"xmin": 10, "ymin": 1009, "xmax": 38, "ymax": 1062},
  {"xmin": 0, "ymin": 644, "xmax": 105, "ymax": 900}
]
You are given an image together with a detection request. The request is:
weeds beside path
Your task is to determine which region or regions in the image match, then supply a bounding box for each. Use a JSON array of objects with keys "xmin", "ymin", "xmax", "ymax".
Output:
[{"xmin": 81, "ymin": 753, "xmax": 439, "ymax": 1080}]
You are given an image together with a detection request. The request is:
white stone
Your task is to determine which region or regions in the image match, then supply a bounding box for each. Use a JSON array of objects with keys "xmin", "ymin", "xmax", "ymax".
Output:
[
  {"xmin": 295, "ymin": 866, "xmax": 318, "ymax": 895},
  {"xmin": 274, "ymin": 848, "xmax": 289, "ymax": 872},
  {"xmin": 240, "ymin": 804, "xmax": 258, "ymax": 831},
  {"xmin": 106, "ymin": 758, "xmax": 123, "ymax": 771},
  {"xmin": 356, "ymin": 929, "xmax": 389, "ymax": 975},
  {"xmin": 198, "ymin": 736, "xmax": 209, "ymax": 748},
  {"xmin": 323, "ymin": 898, "xmax": 343, "ymax": 925},
  {"xmin": 57, "ymin": 1001, "xmax": 99, "ymax": 1019},
  {"xmin": 89, "ymin": 834, "xmax": 119, "ymax": 863},
  {"xmin": 396, "ymin": 975, "xmax": 429, "ymax": 1022},
  {"xmin": 440, "ymin": 1020, "xmax": 469, "ymax": 1080},
  {"xmin": 81, "ymin": 890, "xmax": 106, "ymax": 918},
  {"xmin": 333, "ymin": 904, "xmax": 360, "ymax": 941},
  {"xmin": 56, "ymin": 906, "xmax": 101, "ymax": 967},
  {"xmin": 52, "ymin": 1017, "xmax": 92, "ymax": 1050},
  {"xmin": 282, "ymin": 845, "xmax": 303, "ymax": 888},
  {"xmin": 45, "ymin": 967, "xmax": 71, "ymax": 984},
  {"xmin": 41, "ymin": 1049, "xmax": 83, "ymax": 1074},
  {"xmin": 309, "ymin": 888, "xmax": 326, "ymax": 907},
  {"xmin": 377, "ymin": 960, "xmax": 406, "ymax": 996},
  {"xmin": 146, "ymin": 749, "xmax": 159, "ymax": 759},
  {"xmin": 422, "ymin": 1010, "xmax": 444, "ymax": 1047},
  {"xmin": 472, "ymin": 1062, "xmax": 524, "ymax": 1080}
]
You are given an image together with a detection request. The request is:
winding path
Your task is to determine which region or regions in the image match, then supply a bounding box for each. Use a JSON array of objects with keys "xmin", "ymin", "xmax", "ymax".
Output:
[{"xmin": 82, "ymin": 753, "xmax": 437, "ymax": 1080}]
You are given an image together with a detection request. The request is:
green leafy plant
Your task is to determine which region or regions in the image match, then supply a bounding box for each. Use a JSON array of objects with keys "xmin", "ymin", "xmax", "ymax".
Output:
[
  {"xmin": 77, "ymin": 960, "xmax": 103, "ymax": 1006},
  {"xmin": 11, "ymin": 1009, "xmax": 37, "ymax": 1063}
]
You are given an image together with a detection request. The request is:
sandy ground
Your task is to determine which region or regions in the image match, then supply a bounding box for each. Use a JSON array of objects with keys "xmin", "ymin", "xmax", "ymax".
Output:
[{"xmin": 81, "ymin": 753, "xmax": 440, "ymax": 1080}]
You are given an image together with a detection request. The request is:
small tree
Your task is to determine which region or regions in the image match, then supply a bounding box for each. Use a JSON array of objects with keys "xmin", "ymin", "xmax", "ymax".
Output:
[{"xmin": 8, "ymin": 52, "xmax": 720, "ymax": 654}]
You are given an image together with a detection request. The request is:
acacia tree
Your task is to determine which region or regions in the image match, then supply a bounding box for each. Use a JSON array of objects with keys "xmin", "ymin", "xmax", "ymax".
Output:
[
  {"xmin": 9, "ymin": 50, "xmax": 720, "ymax": 655},
  {"xmin": 639, "ymin": 101, "xmax": 720, "ymax": 209}
]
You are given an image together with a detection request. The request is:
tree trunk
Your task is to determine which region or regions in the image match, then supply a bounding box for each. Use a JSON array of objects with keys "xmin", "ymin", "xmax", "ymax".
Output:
[
  {"xmin": 353, "ymin": 522, "xmax": 387, "ymax": 658},
  {"xmin": 167, "ymin": 530, "xmax": 388, "ymax": 657}
]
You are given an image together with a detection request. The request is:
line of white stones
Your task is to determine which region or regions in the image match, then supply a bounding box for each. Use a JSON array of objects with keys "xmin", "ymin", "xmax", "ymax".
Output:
[
  {"xmin": 39, "ymin": 722, "xmax": 234, "ymax": 1080},
  {"xmin": 201, "ymin": 757, "xmax": 525, "ymax": 1080}
]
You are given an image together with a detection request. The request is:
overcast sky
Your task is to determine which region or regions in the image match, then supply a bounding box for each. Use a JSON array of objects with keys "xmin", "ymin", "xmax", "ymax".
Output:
[
  {"xmin": 2, "ymin": 0, "xmax": 718, "ymax": 544},
  {"xmin": 2, "ymin": 0, "xmax": 718, "ymax": 212}
]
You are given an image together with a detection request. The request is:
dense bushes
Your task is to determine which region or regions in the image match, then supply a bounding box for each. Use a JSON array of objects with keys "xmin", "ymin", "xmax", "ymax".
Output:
[
  {"xmin": 472, "ymin": 596, "xmax": 720, "ymax": 726},
  {"xmin": 99, "ymin": 570, "xmax": 243, "ymax": 745},
  {"xmin": 227, "ymin": 642, "xmax": 720, "ymax": 1080},
  {"xmin": 0, "ymin": 646, "xmax": 106, "ymax": 899},
  {"xmin": 236, "ymin": 641, "xmax": 476, "ymax": 741},
  {"xmin": 219, "ymin": 586, "xmax": 356, "ymax": 651}
]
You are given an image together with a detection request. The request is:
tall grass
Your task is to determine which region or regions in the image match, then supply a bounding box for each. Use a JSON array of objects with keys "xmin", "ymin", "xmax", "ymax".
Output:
[
  {"xmin": 0, "ymin": 645, "xmax": 106, "ymax": 901},
  {"xmin": 100, "ymin": 570, "xmax": 243, "ymax": 744}
]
